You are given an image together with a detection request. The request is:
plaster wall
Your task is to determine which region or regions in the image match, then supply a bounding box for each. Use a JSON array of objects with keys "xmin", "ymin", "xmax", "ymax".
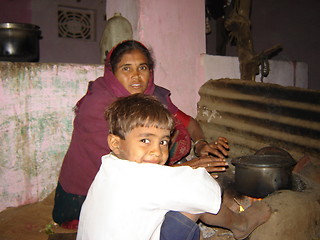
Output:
[{"xmin": 0, "ymin": 62, "xmax": 103, "ymax": 212}]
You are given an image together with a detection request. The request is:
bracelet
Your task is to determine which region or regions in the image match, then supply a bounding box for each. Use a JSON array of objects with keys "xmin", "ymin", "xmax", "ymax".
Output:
[{"xmin": 193, "ymin": 139, "xmax": 208, "ymax": 157}]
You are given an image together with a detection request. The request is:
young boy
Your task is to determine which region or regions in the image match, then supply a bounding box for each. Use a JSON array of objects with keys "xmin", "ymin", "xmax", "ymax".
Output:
[{"xmin": 76, "ymin": 94, "xmax": 271, "ymax": 240}]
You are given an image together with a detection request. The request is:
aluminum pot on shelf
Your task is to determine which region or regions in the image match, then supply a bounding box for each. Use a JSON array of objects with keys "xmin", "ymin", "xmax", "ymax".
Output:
[{"xmin": 0, "ymin": 22, "xmax": 42, "ymax": 62}]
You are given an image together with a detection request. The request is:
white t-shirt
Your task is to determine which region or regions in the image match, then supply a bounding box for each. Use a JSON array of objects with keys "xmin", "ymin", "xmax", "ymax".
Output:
[{"xmin": 77, "ymin": 153, "xmax": 221, "ymax": 240}]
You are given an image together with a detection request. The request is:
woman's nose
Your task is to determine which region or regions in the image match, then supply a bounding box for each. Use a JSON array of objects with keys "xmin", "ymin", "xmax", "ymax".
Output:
[{"xmin": 132, "ymin": 69, "xmax": 142, "ymax": 80}]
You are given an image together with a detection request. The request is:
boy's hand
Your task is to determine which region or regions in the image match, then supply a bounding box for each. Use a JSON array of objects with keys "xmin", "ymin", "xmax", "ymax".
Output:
[{"xmin": 177, "ymin": 156, "xmax": 228, "ymax": 177}]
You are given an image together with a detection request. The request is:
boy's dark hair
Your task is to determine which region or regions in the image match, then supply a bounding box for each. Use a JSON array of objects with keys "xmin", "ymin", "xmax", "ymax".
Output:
[
  {"xmin": 105, "ymin": 94, "xmax": 174, "ymax": 139},
  {"xmin": 109, "ymin": 40, "xmax": 155, "ymax": 73}
]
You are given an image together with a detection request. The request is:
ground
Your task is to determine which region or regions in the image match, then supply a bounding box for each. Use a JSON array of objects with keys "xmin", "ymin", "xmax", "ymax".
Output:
[{"xmin": 0, "ymin": 191, "xmax": 76, "ymax": 240}]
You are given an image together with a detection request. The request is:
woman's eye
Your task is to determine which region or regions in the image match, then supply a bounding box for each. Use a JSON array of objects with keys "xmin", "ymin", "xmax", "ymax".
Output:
[
  {"xmin": 141, "ymin": 139, "xmax": 150, "ymax": 144},
  {"xmin": 123, "ymin": 66, "xmax": 130, "ymax": 71},
  {"xmin": 139, "ymin": 65, "xmax": 148, "ymax": 70}
]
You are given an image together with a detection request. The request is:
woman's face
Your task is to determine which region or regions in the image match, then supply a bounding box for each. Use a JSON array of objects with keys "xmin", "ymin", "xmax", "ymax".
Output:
[{"xmin": 114, "ymin": 49, "xmax": 151, "ymax": 94}]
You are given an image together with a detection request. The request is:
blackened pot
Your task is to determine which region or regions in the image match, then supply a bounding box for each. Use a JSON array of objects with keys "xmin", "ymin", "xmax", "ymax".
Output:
[
  {"xmin": 231, "ymin": 155, "xmax": 296, "ymax": 198},
  {"xmin": 0, "ymin": 22, "xmax": 42, "ymax": 62}
]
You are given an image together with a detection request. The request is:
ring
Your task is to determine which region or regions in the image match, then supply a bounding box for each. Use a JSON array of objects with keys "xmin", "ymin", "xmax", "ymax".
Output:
[
  {"xmin": 207, "ymin": 164, "xmax": 210, "ymax": 167},
  {"xmin": 214, "ymin": 142, "xmax": 218, "ymax": 145}
]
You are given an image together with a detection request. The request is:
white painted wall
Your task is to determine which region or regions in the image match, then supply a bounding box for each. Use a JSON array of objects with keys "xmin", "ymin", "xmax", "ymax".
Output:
[{"xmin": 202, "ymin": 54, "xmax": 308, "ymax": 88}]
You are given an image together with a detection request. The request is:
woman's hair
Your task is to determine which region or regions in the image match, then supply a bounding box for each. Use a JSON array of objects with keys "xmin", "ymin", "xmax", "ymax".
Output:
[
  {"xmin": 105, "ymin": 94, "xmax": 174, "ymax": 139},
  {"xmin": 109, "ymin": 40, "xmax": 155, "ymax": 73}
]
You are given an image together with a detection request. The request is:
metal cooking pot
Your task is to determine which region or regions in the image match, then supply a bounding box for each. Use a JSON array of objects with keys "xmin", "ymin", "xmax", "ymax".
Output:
[
  {"xmin": 231, "ymin": 155, "xmax": 296, "ymax": 198},
  {"xmin": 0, "ymin": 22, "xmax": 42, "ymax": 62}
]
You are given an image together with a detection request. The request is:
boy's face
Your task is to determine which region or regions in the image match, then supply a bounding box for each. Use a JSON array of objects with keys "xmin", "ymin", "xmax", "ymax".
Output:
[{"xmin": 108, "ymin": 126, "xmax": 170, "ymax": 165}]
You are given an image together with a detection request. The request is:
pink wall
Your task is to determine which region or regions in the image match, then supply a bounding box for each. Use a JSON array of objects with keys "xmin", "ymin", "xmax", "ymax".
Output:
[
  {"xmin": 0, "ymin": 0, "xmax": 32, "ymax": 23},
  {"xmin": 0, "ymin": 62, "xmax": 103, "ymax": 212},
  {"xmin": 107, "ymin": 0, "xmax": 206, "ymax": 116}
]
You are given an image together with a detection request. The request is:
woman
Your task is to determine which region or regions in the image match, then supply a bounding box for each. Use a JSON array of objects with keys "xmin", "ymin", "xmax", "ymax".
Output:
[{"xmin": 52, "ymin": 40, "xmax": 229, "ymax": 228}]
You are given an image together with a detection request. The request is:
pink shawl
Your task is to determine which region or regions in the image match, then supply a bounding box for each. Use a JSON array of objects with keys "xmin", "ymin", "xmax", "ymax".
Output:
[{"xmin": 59, "ymin": 45, "xmax": 180, "ymax": 195}]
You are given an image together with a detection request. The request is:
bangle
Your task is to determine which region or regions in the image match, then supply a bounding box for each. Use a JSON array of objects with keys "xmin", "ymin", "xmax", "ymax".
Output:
[{"xmin": 193, "ymin": 139, "xmax": 208, "ymax": 157}]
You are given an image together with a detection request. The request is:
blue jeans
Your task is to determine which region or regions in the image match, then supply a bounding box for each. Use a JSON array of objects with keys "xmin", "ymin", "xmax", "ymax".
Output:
[{"xmin": 160, "ymin": 211, "xmax": 200, "ymax": 240}]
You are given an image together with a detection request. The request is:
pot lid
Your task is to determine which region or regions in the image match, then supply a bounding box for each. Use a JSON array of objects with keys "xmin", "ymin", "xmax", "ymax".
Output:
[
  {"xmin": 231, "ymin": 155, "xmax": 296, "ymax": 168},
  {"xmin": 0, "ymin": 22, "xmax": 40, "ymax": 31},
  {"xmin": 254, "ymin": 146, "xmax": 294, "ymax": 158}
]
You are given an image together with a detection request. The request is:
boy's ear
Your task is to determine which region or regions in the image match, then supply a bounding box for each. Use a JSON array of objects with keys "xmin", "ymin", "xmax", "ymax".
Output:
[{"xmin": 108, "ymin": 134, "xmax": 121, "ymax": 155}]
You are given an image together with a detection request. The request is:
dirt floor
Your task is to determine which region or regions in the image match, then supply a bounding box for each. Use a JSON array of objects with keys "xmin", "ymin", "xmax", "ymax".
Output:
[{"xmin": 0, "ymin": 191, "xmax": 77, "ymax": 240}]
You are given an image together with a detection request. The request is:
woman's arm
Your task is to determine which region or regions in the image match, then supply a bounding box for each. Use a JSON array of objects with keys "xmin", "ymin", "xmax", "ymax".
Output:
[
  {"xmin": 187, "ymin": 117, "xmax": 229, "ymax": 158},
  {"xmin": 174, "ymin": 111, "xmax": 229, "ymax": 176}
]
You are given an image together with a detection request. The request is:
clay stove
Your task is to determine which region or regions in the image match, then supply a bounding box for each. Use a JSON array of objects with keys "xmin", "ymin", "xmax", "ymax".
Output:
[{"xmin": 198, "ymin": 165, "xmax": 320, "ymax": 240}]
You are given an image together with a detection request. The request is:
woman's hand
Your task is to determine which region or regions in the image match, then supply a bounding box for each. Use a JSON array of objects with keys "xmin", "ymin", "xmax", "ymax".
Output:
[
  {"xmin": 195, "ymin": 137, "xmax": 229, "ymax": 158},
  {"xmin": 176, "ymin": 156, "xmax": 228, "ymax": 178}
]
